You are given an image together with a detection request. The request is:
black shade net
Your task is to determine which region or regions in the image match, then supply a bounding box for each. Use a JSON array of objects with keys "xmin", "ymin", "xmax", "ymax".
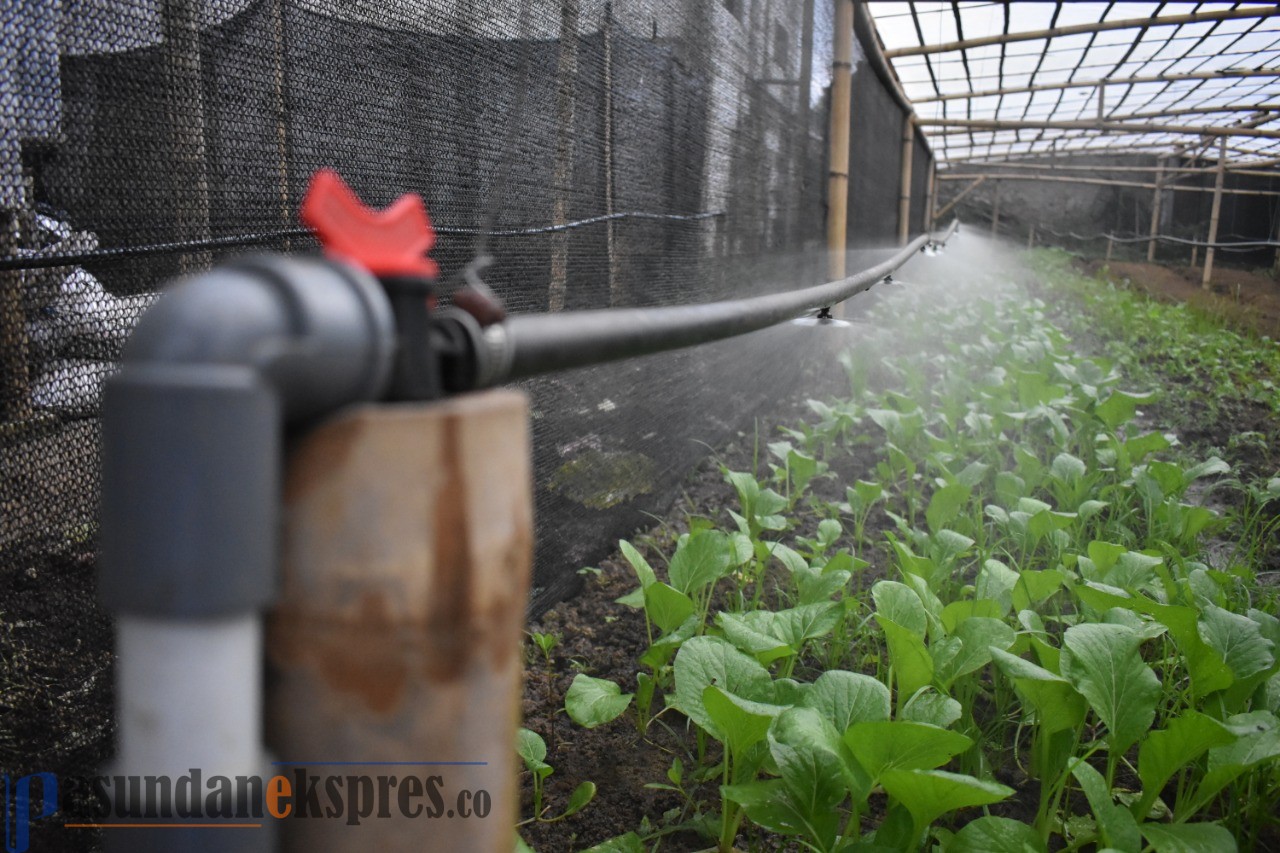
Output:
[{"xmin": 1, "ymin": 2, "xmax": 930, "ymax": 843}]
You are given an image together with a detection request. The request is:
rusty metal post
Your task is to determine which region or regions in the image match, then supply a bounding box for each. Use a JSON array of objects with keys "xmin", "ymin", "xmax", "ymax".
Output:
[{"xmin": 268, "ymin": 391, "xmax": 533, "ymax": 853}]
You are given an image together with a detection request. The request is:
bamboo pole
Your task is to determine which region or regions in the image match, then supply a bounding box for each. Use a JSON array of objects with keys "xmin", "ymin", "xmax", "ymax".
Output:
[
  {"xmin": 1105, "ymin": 234, "xmax": 1114, "ymax": 264},
  {"xmin": 923, "ymin": 159, "xmax": 936, "ymax": 228},
  {"xmin": 1027, "ymin": 225, "xmax": 1035, "ymax": 249},
  {"xmin": 1148, "ymin": 157, "xmax": 1165, "ymax": 262},
  {"xmin": 934, "ymin": 175, "xmax": 986, "ymax": 221},
  {"xmin": 163, "ymin": 0, "xmax": 211, "ymax": 273},
  {"xmin": 898, "ymin": 115, "xmax": 914, "ymax": 245},
  {"xmin": 918, "ymin": 117, "xmax": 1280, "ymax": 140},
  {"xmin": 929, "ymin": 104, "xmax": 1280, "ymax": 134},
  {"xmin": 548, "ymin": 0, "xmax": 579, "ymax": 312},
  {"xmin": 1204, "ymin": 137, "xmax": 1227, "ymax": 290},
  {"xmin": 827, "ymin": 0, "xmax": 853, "ymax": 286},
  {"xmin": 936, "ymin": 172, "xmax": 1280, "ymax": 198},
  {"xmin": 1191, "ymin": 239, "xmax": 1199, "ymax": 270},
  {"xmin": 938, "ymin": 158, "xmax": 1280, "ymax": 176},
  {"xmin": 990, "ymin": 181, "xmax": 1001, "ymax": 236},
  {"xmin": 917, "ymin": 67, "xmax": 1280, "ymax": 104},
  {"xmin": 268, "ymin": 392, "xmax": 533, "ymax": 853},
  {"xmin": 885, "ymin": 7, "xmax": 1278, "ymax": 58}
]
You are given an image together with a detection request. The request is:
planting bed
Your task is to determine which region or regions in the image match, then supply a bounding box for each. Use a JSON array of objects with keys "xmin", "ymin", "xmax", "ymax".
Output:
[{"xmin": 518, "ymin": 239, "xmax": 1280, "ymax": 852}]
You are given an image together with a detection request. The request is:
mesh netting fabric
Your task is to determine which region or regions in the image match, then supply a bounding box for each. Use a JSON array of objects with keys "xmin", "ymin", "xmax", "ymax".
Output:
[{"xmin": 1, "ymin": 3, "xmax": 928, "ymax": 845}]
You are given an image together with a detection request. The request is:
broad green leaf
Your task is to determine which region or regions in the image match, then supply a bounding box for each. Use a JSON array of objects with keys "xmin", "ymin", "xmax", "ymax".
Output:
[
  {"xmin": 950, "ymin": 816, "xmax": 1048, "ymax": 853},
  {"xmin": 1070, "ymin": 759, "xmax": 1141, "ymax": 852},
  {"xmin": 717, "ymin": 611, "xmax": 794, "ymax": 665},
  {"xmin": 1096, "ymin": 389, "xmax": 1156, "ymax": 430},
  {"xmin": 1012, "ymin": 569, "xmax": 1064, "ymax": 611},
  {"xmin": 879, "ymin": 617, "xmax": 934, "ymax": 699},
  {"xmin": 1061, "ymin": 623, "xmax": 1160, "ymax": 753},
  {"xmin": 933, "ymin": 617, "xmax": 1016, "ymax": 689},
  {"xmin": 990, "ymin": 648, "xmax": 1086, "ymax": 734},
  {"xmin": 801, "ymin": 669, "xmax": 891, "ymax": 732},
  {"xmin": 927, "ymin": 484, "xmax": 971, "ymax": 534},
  {"xmin": 941, "ymin": 598, "xmax": 1005, "ymax": 633},
  {"xmin": 899, "ymin": 688, "xmax": 962, "ymax": 729},
  {"xmin": 565, "ymin": 674, "xmax": 633, "ymax": 729},
  {"xmin": 817, "ymin": 518, "xmax": 843, "ymax": 548},
  {"xmin": 771, "ymin": 602, "xmax": 843, "ymax": 648},
  {"xmin": 1136, "ymin": 711, "xmax": 1235, "ymax": 817},
  {"xmin": 787, "ymin": 448, "xmax": 819, "ymax": 493},
  {"xmin": 1050, "ymin": 452, "xmax": 1087, "ymax": 482},
  {"xmin": 873, "ymin": 581, "xmax": 928, "ymax": 636},
  {"xmin": 639, "ymin": 614, "xmax": 698, "ymax": 671},
  {"xmin": 562, "ymin": 781, "xmax": 596, "ymax": 818},
  {"xmin": 794, "ymin": 565, "xmax": 851, "ymax": 605},
  {"xmin": 578, "ymin": 832, "xmax": 643, "ymax": 853},
  {"xmin": 1198, "ymin": 605, "xmax": 1275, "ymax": 682},
  {"xmin": 673, "ymin": 636, "xmax": 774, "ymax": 735},
  {"xmin": 703, "ymin": 684, "xmax": 781, "ymax": 756},
  {"xmin": 1072, "ymin": 584, "xmax": 1232, "ymax": 698},
  {"xmin": 768, "ymin": 708, "xmax": 848, "ymax": 845},
  {"xmin": 721, "ymin": 779, "xmax": 809, "ymax": 837},
  {"xmin": 516, "ymin": 727, "xmax": 549, "ymax": 776},
  {"xmin": 644, "ymin": 582, "xmax": 695, "ymax": 634},
  {"xmin": 844, "ymin": 721, "xmax": 972, "ymax": 780},
  {"xmin": 515, "ymin": 833, "xmax": 537, "ymax": 853},
  {"xmin": 619, "ymin": 540, "xmax": 655, "ymax": 589},
  {"xmin": 879, "ymin": 769, "xmax": 1012, "ymax": 836},
  {"xmin": 668, "ymin": 530, "xmax": 732, "ymax": 595},
  {"xmin": 1140, "ymin": 822, "xmax": 1237, "ymax": 853},
  {"xmin": 975, "ymin": 559, "xmax": 1020, "ymax": 614},
  {"xmin": 1187, "ymin": 711, "xmax": 1280, "ymax": 814},
  {"xmin": 770, "ymin": 542, "xmax": 809, "ymax": 574}
]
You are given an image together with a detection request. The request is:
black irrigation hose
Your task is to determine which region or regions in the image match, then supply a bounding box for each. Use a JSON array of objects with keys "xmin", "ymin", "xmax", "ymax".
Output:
[
  {"xmin": 473, "ymin": 220, "xmax": 960, "ymax": 387},
  {"xmin": 0, "ymin": 210, "xmax": 726, "ymax": 272}
]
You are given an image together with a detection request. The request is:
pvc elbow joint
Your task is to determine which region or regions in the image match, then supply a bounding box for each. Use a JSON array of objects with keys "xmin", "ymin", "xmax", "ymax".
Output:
[{"xmin": 100, "ymin": 255, "xmax": 395, "ymax": 618}]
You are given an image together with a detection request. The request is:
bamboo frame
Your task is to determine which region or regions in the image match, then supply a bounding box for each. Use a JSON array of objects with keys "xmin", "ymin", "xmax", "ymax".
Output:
[
  {"xmin": 928, "ymin": 105, "xmax": 1280, "ymax": 134},
  {"xmin": 1204, "ymin": 137, "xmax": 1227, "ymax": 289},
  {"xmin": 934, "ymin": 175, "xmax": 986, "ymax": 220},
  {"xmin": 1148, "ymin": 157, "xmax": 1165, "ymax": 262},
  {"xmin": 916, "ymin": 68, "xmax": 1280, "ymax": 104},
  {"xmin": 937, "ymin": 171, "xmax": 1280, "ymax": 197},
  {"xmin": 919, "ymin": 118, "xmax": 1280, "ymax": 140},
  {"xmin": 827, "ymin": 0, "xmax": 853, "ymax": 284},
  {"xmin": 898, "ymin": 114, "xmax": 914, "ymax": 245},
  {"xmin": 884, "ymin": 7, "xmax": 1280, "ymax": 59},
  {"xmin": 937, "ymin": 158, "xmax": 1280, "ymax": 177}
]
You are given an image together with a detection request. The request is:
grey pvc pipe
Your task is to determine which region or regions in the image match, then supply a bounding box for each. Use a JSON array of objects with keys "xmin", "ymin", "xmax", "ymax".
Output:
[{"xmin": 474, "ymin": 220, "xmax": 958, "ymax": 385}]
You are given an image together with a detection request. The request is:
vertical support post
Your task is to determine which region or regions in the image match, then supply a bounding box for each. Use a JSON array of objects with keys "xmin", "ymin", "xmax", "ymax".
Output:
[
  {"xmin": 796, "ymin": 0, "xmax": 816, "ymax": 250},
  {"xmin": 548, "ymin": 0, "xmax": 580, "ymax": 311},
  {"xmin": 990, "ymin": 180, "xmax": 1001, "ymax": 236},
  {"xmin": 827, "ymin": 0, "xmax": 853, "ymax": 286},
  {"xmin": 1203, "ymin": 136, "xmax": 1226, "ymax": 290},
  {"xmin": 603, "ymin": 0, "xmax": 620, "ymax": 306},
  {"xmin": 1147, "ymin": 155, "xmax": 1164, "ymax": 262},
  {"xmin": 1105, "ymin": 234, "xmax": 1114, "ymax": 264},
  {"xmin": 1027, "ymin": 225, "xmax": 1035, "ymax": 249},
  {"xmin": 268, "ymin": 392, "xmax": 533, "ymax": 853},
  {"xmin": 162, "ymin": 0, "xmax": 211, "ymax": 273},
  {"xmin": 1191, "ymin": 238, "xmax": 1199, "ymax": 270},
  {"xmin": 923, "ymin": 159, "xmax": 936, "ymax": 230},
  {"xmin": 0, "ymin": 212, "xmax": 31, "ymax": 421},
  {"xmin": 897, "ymin": 114, "xmax": 914, "ymax": 245},
  {"xmin": 270, "ymin": 0, "xmax": 292, "ymax": 248},
  {"xmin": 1272, "ymin": 205, "xmax": 1280, "ymax": 276}
]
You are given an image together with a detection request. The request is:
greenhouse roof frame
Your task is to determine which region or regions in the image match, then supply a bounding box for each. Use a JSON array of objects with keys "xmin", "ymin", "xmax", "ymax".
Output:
[{"xmin": 868, "ymin": 2, "xmax": 1280, "ymax": 169}]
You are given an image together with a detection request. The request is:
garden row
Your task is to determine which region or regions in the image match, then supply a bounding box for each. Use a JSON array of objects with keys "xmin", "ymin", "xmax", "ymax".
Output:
[{"xmin": 518, "ymin": 246, "xmax": 1280, "ymax": 852}]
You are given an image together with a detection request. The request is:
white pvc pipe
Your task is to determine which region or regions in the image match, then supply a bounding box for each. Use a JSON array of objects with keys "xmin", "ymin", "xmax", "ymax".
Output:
[{"xmin": 116, "ymin": 614, "xmax": 262, "ymax": 776}]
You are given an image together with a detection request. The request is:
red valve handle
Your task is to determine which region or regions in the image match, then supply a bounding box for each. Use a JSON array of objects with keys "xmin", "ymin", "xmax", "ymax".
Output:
[{"xmin": 300, "ymin": 169, "xmax": 440, "ymax": 279}]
